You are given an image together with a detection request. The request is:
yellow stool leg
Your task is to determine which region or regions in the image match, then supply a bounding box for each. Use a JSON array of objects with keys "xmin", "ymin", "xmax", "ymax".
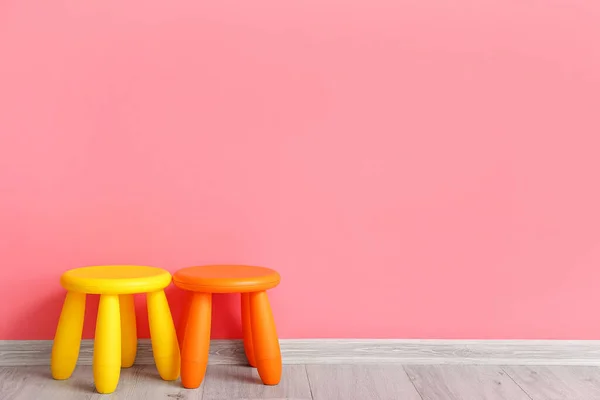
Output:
[
  {"xmin": 119, "ymin": 294, "xmax": 137, "ymax": 368},
  {"xmin": 250, "ymin": 291, "xmax": 282, "ymax": 385},
  {"xmin": 93, "ymin": 294, "xmax": 121, "ymax": 394},
  {"xmin": 147, "ymin": 290, "xmax": 180, "ymax": 381},
  {"xmin": 241, "ymin": 293, "xmax": 256, "ymax": 367},
  {"xmin": 51, "ymin": 291, "xmax": 86, "ymax": 380}
]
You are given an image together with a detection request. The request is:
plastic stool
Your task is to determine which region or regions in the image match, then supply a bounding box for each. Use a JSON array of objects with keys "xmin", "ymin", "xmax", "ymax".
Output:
[
  {"xmin": 51, "ymin": 265, "xmax": 180, "ymax": 394},
  {"xmin": 173, "ymin": 265, "xmax": 281, "ymax": 389}
]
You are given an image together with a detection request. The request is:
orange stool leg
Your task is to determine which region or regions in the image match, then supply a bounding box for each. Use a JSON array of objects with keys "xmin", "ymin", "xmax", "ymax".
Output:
[
  {"xmin": 181, "ymin": 292, "xmax": 212, "ymax": 389},
  {"xmin": 249, "ymin": 291, "xmax": 282, "ymax": 385},
  {"xmin": 51, "ymin": 291, "xmax": 86, "ymax": 380},
  {"xmin": 119, "ymin": 294, "xmax": 137, "ymax": 368},
  {"xmin": 241, "ymin": 293, "xmax": 256, "ymax": 367}
]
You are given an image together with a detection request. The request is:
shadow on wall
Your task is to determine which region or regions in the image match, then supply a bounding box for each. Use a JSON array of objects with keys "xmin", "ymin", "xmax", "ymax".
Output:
[
  {"xmin": 11, "ymin": 285, "xmax": 243, "ymax": 341},
  {"xmin": 171, "ymin": 289, "xmax": 243, "ymax": 340},
  {"xmin": 8, "ymin": 290, "xmax": 67, "ymax": 340}
]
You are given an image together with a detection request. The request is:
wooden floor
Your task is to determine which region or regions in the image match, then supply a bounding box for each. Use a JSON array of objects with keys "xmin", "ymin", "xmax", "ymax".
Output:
[{"xmin": 3, "ymin": 364, "xmax": 600, "ymax": 399}]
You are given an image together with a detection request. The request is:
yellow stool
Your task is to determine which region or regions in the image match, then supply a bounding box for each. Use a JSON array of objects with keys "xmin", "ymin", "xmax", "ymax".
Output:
[{"xmin": 51, "ymin": 266, "xmax": 180, "ymax": 394}]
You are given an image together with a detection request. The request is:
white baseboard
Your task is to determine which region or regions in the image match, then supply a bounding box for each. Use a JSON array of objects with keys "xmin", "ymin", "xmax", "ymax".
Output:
[{"xmin": 2, "ymin": 339, "xmax": 600, "ymax": 367}]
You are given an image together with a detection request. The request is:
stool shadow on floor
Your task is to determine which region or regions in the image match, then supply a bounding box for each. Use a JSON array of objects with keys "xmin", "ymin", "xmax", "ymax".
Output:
[
  {"xmin": 27, "ymin": 366, "xmax": 96, "ymax": 393},
  {"xmin": 209, "ymin": 365, "xmax": 261, "ymax": 385},
  {"xmin": 134, "ymin": 365, "xmax": 182, "ymax": 387}
]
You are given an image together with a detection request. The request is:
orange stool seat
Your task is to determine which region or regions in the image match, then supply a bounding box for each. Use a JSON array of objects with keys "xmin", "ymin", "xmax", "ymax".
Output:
[{"xmin": 173, "ymin": 265, "xmax": 282, "ymax": 389}]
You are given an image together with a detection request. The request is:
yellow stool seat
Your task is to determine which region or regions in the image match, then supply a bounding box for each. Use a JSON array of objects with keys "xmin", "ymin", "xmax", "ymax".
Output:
[
  {"xmin": 51, "ymin": 265, "xmax": 180, "ymax": 394},
  {"xmin": 61, "ymin": 265, "xmax": 172, "ymax": 294}
]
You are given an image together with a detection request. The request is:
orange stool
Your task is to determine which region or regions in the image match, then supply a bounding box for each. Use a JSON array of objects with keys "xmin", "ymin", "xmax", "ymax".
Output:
[
  {"xmin": 173, "ymin": 265, "xmax": 282, "ymax": 389},
  {"xmin": 51, "ymin": 266, "xmax": 180, "ymax": 394}
]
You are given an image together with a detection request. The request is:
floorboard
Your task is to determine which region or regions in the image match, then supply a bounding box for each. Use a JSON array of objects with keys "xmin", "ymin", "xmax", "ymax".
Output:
[
  {"xmin": 404, "ymin": 365, "xmax": 531, "ymax": 400},
  {"xmin": 5, "ymin": 364, "xmax": 600, "ymax": 400},
  {"xmin": 0, "ymin": 366, "xmax": 94, "ymax": 400},
  {"xmin": 504, "ymin": 365, "xmax": 600, "ymax": 400},
  {"xmin": 91, "ymin": 365, "xmax": 204, "ymax": 400},
  {"xmin": 0, "ymin": 366, "xmax": 204, "ymax": 400},
  {"xmin": 305, "ymin": 364, "xmax": 421, "ymax": 400}
]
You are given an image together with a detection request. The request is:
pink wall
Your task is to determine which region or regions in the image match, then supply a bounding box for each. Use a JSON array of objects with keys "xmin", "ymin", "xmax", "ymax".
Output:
[{"xmin": 1, "ymin": 1, "xmax": 600, "ymax": 340}]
